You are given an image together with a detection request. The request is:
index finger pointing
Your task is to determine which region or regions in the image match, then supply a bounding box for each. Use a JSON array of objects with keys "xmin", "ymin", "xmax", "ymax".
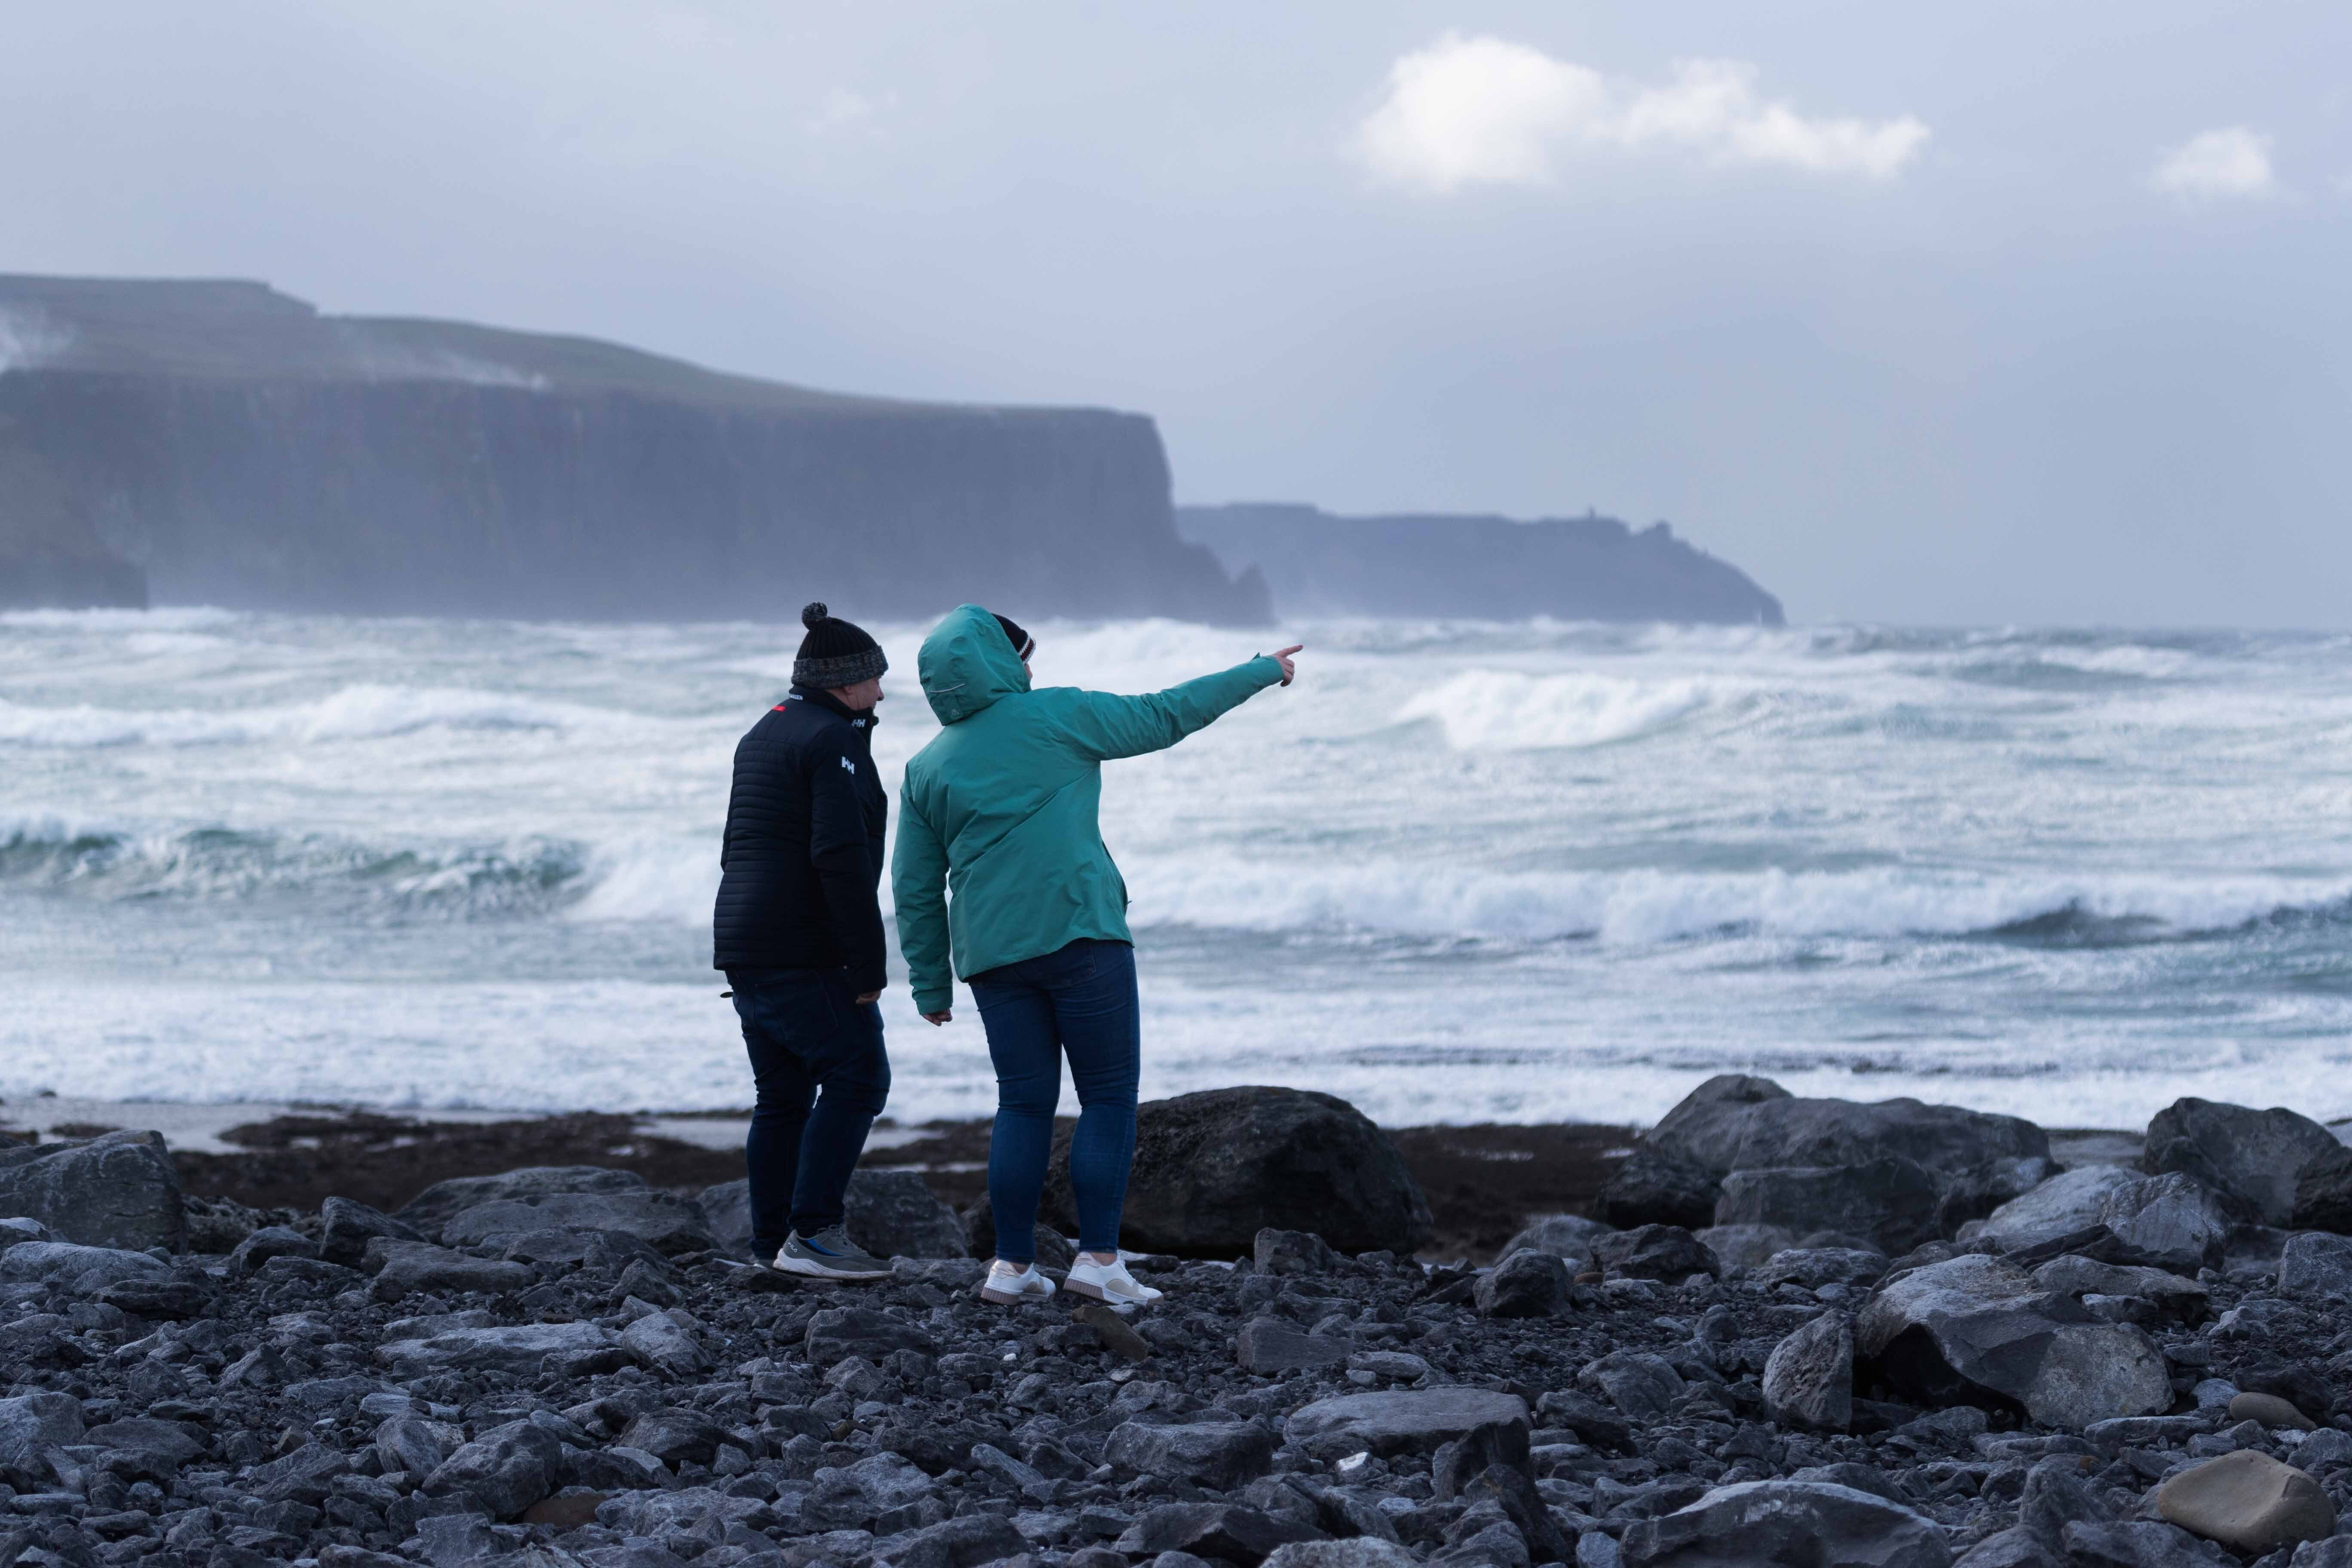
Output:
[{"xmin": 1276, "ymin": 645, "xmax": 1304, "ymax": 657}]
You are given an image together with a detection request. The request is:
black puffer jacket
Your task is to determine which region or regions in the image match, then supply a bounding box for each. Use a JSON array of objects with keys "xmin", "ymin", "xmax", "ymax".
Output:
[{"xmin": 712, "ymin": 686, "xmax": 888, "ymax": 993}]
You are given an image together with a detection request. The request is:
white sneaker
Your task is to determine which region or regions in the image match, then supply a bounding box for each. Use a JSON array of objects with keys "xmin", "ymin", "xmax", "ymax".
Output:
[
  {"xmin": 979, "ymin": 1260, "xmax": 1057, "ymax": 1305},
  {"xmin": 1064, "ymin": 1256, "xmax": 1162, "ymax": 1305}
]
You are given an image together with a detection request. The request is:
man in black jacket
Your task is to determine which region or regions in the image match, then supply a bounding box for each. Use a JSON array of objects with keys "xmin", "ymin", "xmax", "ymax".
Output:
[{"xmin": 714, "ymin": 603, "xmax": 894, "ymax": 1278}]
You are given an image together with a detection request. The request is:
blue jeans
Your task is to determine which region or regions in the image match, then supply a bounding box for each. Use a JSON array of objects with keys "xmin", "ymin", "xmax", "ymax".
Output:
[
  {"xmin": 968, "ymin": 938, "xmax": 1140, "ymax": 1263},
  {"xmin": 729, "ymin": 968, "xmax": 889, "ymax": 1258}
]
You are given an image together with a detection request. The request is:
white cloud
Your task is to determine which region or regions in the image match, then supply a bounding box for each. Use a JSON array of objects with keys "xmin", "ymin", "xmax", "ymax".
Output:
[
  {"xmin": 1354, "ymin": 34, "xmax": 1929, "ymax": 192},
  {"xmin": 2147, "ymin": 126, "xmax": 2276, "ymax": 199}
]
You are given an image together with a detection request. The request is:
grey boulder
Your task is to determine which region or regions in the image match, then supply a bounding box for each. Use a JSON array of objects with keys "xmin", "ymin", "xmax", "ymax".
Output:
[
  {"xmin": 367, "ymin": 1240, "xmax": 533, "ymax": 1299},
  {"xmin": 1599, "ymin": 1149, "xmax": 1722, "ymax": 1231},
  {"xmin": 1593, "ymin": 1225, "xmax": 1720, "ymax": 1282},
  {"xmin": 1755, "ymin": 1249, "xmax": 1889, "ymax": 1292},
  {"xmin": 1103, "ymin": 1420, "xmax": 1277, "ymax": 1489},
  {"xmin": 82, "ymin": 1417, "xmax": 207, "ymax": 1480},
  {"xmin": 805, "ymin": 1306, "xmax": 934, "ymax": 1368},
  {"xmin": 1284, "ymin": 1387, "xmax": 1530, "ymax": 1459},
  {"xmin": 1579, "ymin": 1351, "xmax": 1686, "ymax": 1422},
  {"xmin": 2279, "ymin": 1231, "xmax": 2352, "ymax": 1302},
  {"xmin": 2097, "ymin": 1174, "xmax": 2235, "ymax": 1274},
  {"xmin": 1038, "ymin": 1086, "xmax": 1430, "ymax": 1256},
  {"xmin": 378, "ymin": 1322, "xmax": 622, "ymax": 1378},
  {"xmin": 1645, "ymin": 1073, "xmax": 2047, "ymax": 1185},
  {"xmin": 0, "ymin": 1130, "xmax": 184, "ymax": 1252},
  {"xmin": 621, "ymin": 1311, "xmax": 712, "ymax": 1376},
  {"xmin": 869, "ymin": 1513, "xmax": 1032, "ymax": 1568},
  {"xmin": 319, "ymin": 1196, "xmax": 425, "ymax": 1268},
  {"xmin": 1762, "ymin": 1312, "xmax": 1854, "ymax": 1431},
  {"xmin": 2143, "ymin": 1097, "xmax": 2340, "ymax": 1227},
  {"xmin": 1113, "ymin": 1502, "xmax": 1323, "ymax": 1567},
  {"xmin": 1969, "ymin": 1165, "xmax": 2139, "ymax": 1250},
  {"xmin": 700, "ymin": 1169, "xmax": 967, "ymax": 1262},
  {"xmin": 2028, "ymin": 1256, "xmax": 2208, "ymax": 1324},
  {"xmin": 1619, "ymin": 1480, "xmax": 1951, "ymax": 1567},
  {"xmin": 1498, "ymin": 1214, "xmax": 1613, "ymax": 1270},
  {"xmin": 0, "ymin": 1391, "xmax": 84, "ymax": 1488},
  {"xmin": 1715, "ymin": 1158, "xmax": 1942, "ymax": 1256},
  {"xmin": 1855, "ymin": 1253, "xmax": 2172, "ymax": 1428},
  {"xmin": 0, "ymin": 1240, "xmax": 169, "ymax": 1292},
  {"xmin": 440, "ymin": 1189, "xmax": 713, "ymax": 1255},
  {"xmin": 423, "ymin": 1418, "xmax": 565, "ymax": 1519},
  {"xmin": 1236, "ymin": 1320, "xmax": 1352, "ymax": 1374},
  {"xmin": 1475, "ymin": 1249, "xmax": 1573, "ymax": 1317},
  {"xmin": 1256, "ymin": 1228, "xmax": 1341, "ymax": 1276},
  {"xmin": 395, "ymin": 1164, "xmax": 650, "ymax": 1231}
]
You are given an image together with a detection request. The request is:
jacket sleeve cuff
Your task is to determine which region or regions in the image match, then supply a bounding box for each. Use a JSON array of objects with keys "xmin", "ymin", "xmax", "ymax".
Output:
[{"xmin": 913, "ymin": 986, "xmax": 953, "ymax": 1014}]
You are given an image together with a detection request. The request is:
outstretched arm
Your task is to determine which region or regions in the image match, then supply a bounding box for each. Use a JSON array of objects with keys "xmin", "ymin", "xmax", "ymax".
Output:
[
  {"xmin": 1057, "ymin": 647, "xmax": 1300, "ymax": 762},
  {"xmin": 891, "ymin": 790, "xmax": 956, "ymax": 1020}
]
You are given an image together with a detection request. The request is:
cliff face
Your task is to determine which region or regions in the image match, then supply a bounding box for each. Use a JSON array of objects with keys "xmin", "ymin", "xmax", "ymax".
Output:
[
  {"xmin": 1177, "ymin": 502, "xmax": 1784, "ymax": 626},
  {"xmin": 0, "ymin": 276, "xmax": 1266, "ymax": 624},
  {"xmin": 0, "ymin": 437, "xmax": 147, "ymax": 611}
]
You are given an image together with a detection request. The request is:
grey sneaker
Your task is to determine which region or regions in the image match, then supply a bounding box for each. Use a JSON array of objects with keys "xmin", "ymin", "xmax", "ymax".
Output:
[{"xmin": 774, "ymin": 1226, "xmax": 892, "ymax": 1280}]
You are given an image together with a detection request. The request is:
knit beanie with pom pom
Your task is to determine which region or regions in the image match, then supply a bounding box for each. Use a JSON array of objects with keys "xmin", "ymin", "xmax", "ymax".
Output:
[{"xmin": 792, "ymin": 602, "xmax": 888, "ymax": 689}]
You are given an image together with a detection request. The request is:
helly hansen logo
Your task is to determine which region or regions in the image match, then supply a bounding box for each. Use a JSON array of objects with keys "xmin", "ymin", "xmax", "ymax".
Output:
[{"xmin": 840, "ymin": 756, "xmax": 856, "ymax": 775}]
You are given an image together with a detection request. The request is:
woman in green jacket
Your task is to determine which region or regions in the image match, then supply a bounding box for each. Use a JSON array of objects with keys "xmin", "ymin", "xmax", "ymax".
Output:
[{"xmin": 893, "ymin": 604, "xmax": 1299, "ymax": 1306}]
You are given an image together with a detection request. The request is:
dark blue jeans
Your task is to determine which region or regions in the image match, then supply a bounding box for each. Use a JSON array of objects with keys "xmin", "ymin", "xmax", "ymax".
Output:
[
  {"xmin": 968, "ymin": 938, "xmax": 1139, "ymax": 1263},
  {"xmin": 729, "ymin": 968, "xmax": 889, "ymax": 1259}
]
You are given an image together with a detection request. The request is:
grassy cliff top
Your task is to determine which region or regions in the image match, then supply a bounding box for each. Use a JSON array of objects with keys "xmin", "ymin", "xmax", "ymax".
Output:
[{"xmin": 0, "ymin": 275, "xmax": 1072, "ymax": 419}]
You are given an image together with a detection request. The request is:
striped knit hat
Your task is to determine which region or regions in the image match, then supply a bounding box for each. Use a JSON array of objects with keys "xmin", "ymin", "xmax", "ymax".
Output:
[{"xmin": 793, "ymin": 602, "xmax": 888, "ymax": 688}]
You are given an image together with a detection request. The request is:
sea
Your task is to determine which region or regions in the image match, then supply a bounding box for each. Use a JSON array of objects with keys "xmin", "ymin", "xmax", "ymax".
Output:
[{"xmin": 3, "ymin": 609, "xmax": 2349, "ymax": 1132}]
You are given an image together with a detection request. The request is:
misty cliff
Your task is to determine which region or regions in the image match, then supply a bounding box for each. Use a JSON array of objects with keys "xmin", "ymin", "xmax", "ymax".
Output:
[
  {"xmin": 0, "ymin": 276, "xmax": 1267, "ymax": 624},
  {"xmin": 1178, "ymin": 502, "xmax": 1783, "ymax": 625}
]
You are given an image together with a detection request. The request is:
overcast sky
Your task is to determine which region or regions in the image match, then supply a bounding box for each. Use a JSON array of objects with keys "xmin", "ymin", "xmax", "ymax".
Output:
[{"xmin": 6, "ymin": 2, "xmax": 2347, "ymax": 625}]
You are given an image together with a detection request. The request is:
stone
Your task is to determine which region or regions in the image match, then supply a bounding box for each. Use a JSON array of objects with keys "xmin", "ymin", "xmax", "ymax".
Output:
[
  {"xmin": 567, "ymin": 1444, "xmax": 674, "ymax": 1493},
  {"xmin": 1973, "ymin": 1165, "xmax": 2140, "ymax": 1251},
  {"xmin": 2294, "ymin": 1541, "xmax": 2352, "ymax": 1567},
  {"xmin": 700, "ymin": 1171, "xmax": 968, "ymax": 1262},
  {"xmin": 518, "ymin": 1492, "xmax": 608, "ymax": 1528},
  {"xmin": 1693, "ymin": 1225, "xmax": 1799, "ymax": 1272},
  {"xmin": 1592, "ymin": 1225, "xmax": 1720, "ymax": 1282},
  {"xmin": 1617, "ymin": 1480, "xmax": 1951, "ymax": 1567},
  {"xmin": 318, "ymin": 1197, "xmax": 425, "ymax": 1268},
  {"xmin": 441, "ymin": 1191, "xmax": 713, "ymax": 1255},
  {"xmin": 1035, "ymin": 1087, "xmax": 1430, "ymax": 1256},
  {"xmin": 374, "ymin": 1415, "xmax": 448, "ymax": 1478},
  {"xmin": 1755, "ymin": 1249, "xmax": 1890, "ymax": 1292},
  {"xmin": 869, "ymin": 1513, "xmax": 1031, "ymax": 1568},
  {"xmin": 2279, "ymin": 1232, "xmax": 2352, "ymax": 1302},
  {"xmin": 1112, "ymin": 1503, "xmax": 1323, "ymax": 1568},
  {"xmin": 2144, "ymin": 1098, "xmax": 2340, "ymax": 1227},
  {"xmin": 1104, "ymin": 1421, "xmax": 1277, "ymax": 1489},
  {"xmin": 0, "ymin": 1391, "xmax": 84, "ymax": 1488},
  {"xmin": 616, "ymin": 1409, "xmax": 732, "ymax": 1469},
  {"xmin": 1497, "ymin": 1214, "xmax": 1613, "ymax": 1270},
  {"xmin": 2058, "ymin": 1521, "xmax": 2225, "ymax": 1567},
  {"xmin": 1475, "ymin": 1249, "xmax": 1572, "ymax": 1317},
  {"xmin": 2291, "ymin": 1145, "xmax": 2352, "ymax": 1234},
  {"xmin": 805, "ymin": 1307, "xmax": 933, "ymax": 1368},
  {"xmin": 1715, "ymin": 1158, "xmax": 1943, "ymax": 1257},
  {"xmin": 1948, "ymin": 1528, "xmax": 2063, "ymax": 1568},
  {"xmin": 0, "ymin": 1129, "xmax": 184, "ymax": 1251},
  {"xmin": 0, "ymin": 1216, "xmax": 53, "ymax": 1252},
  {"xmin": 2027, "ymin": 1256, "xmax": 2209, "ymax": 1323},
  {"xmin": 0, "ymin": 1240, "xmax": 169, "ymax": 1292},
  {"xmin": 95, "ymin": 1274, "xmax": 215, "ymax": 1319},
  {"xmin": 1580, "ymin": 1351, "xmax": 1686, "ymax": 1422},
  {"xmin": 620, "ymin": 1312, "xmax": 711, "ymax": 1377},
  {"xmin": 1934, "ymin": 1156, "xmax": 2060, "ymax": 1237},
  {"xmin": 1599, "ymin": 1151, "xmax": 1721, "ymax": 1231},
  {"xmin": 378, "ymin": 1322, "xmax": 623, "ymax": 1378},
  {"xmin": 2097, "ymin": 1175, "xmax": 2234, "ymax": 1274},
  {"xmin": 396, "ymin": 1164, "xmax": 651, "ymax": 1231},
  {"xmin": 1646, "ymin": 1074, "xmax": 2048, "ymax": 1185},
  {"xmin": 227, "ymin": 1225, "xmax": 319, "ymax": 1276},
  {"xmin": 368, "ymin": 1241, "xmax": 533, "ymax": 1300},
  {"xmin": 2230, "ymin": 1393, "xmax": 2316, "ymax": 1431},
  {"xmin": 1237, "ymin": 1320, "xmax": 1353, "ymax": 1374},
  {"xmin": 1256, "ymin": 1229, "xmax": 1341, "ymax": 1276},
  {"xmin": 423, "ymin": 1418, "xmax": 565, "ymax": 1519},
  {"xmin": 1072, "ymin": 1299, "xmax": 1152, "ymax": 1360},
  {"xmin": 1534, "ymin": 1390, "xmax": 1634, "ymax": 1453},
  {"xmin": 1853, "ymin": 1254, "xmax": 2172, "ymax": 1428},
  {"xmin": 1262, "ymin": 1544, "xmax": 1422, "ymax": 1568},
  {"xmin": 1284, "ymin": 1388, "xmax": 1531, "ymax": 1460},
  {"xmin": 2154, "ymin": 1450, "xmax": 2335, "ymax": 1554},
  {"xmin": 82, "ymin": 1417, "xmax": 206, "ymax": 1479},
  {"xmin": 1762, "ymin": 1311, "xmax": 1854, "ymax": 1431}
]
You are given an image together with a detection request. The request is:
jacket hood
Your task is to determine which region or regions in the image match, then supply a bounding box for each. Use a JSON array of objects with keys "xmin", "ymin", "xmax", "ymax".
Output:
[{"xmin": 918, "ymin": 603, "xmax": 1032, "ymax": 725}]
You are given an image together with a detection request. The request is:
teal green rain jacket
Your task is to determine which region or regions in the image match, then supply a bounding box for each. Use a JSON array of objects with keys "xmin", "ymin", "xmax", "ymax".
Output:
[{"xmin": 892, "ymin": 604, "xmax": 1283, "ymax": 1014}]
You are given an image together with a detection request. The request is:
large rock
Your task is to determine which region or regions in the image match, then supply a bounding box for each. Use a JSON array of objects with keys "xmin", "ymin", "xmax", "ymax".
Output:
[
  {"xmin": 0, "ymin": 1391, "xmax": 84, "ymax": 1488},
  {"xmin": 368, "ymin": 1241, "xmax": 534, "ymax": 1300},
  {"xmin": 2277, "ymin": 1231, "xmax": 2352, "ymax": 1302},
  {"xmin": 0, "ymin": 1240, "xmax": 169, "ymax": 1292},
  {"xmin": 1971, "ymin": 1166, "xmax": 2139, "ymax": 1250},
  {"xmin": 441, "ymin": 1190, "xmax": 713, "ymax": 1255},
  {"xmin": 1593, "ymin": 1225, "xmax": 1720, "ymax": 1282},
  {"xmin": 1034, "ymin": 1087, "xmax": 1429, "ymax": 1256},
  {"xmin": 1103, "ymin": 1420, "xmax": 1276, "ymax": 1489},
  {"xmin": 1853, "ymin": 1253, "xmax": 2172, "ymax": 1428},
  {"xmin": 2291, "ymin": 1145, "xmax": 2352, "ymax": 1234},
  {"xmin": 1619, "ymin": 1480, "xmax": 1951, "ymax": 1567},
  {"xmin": 1112, "ymin": 1503, "xmax": 1323, "ymax": 1567},
  {"xmin": 1580, "ymin": 1351, "xmax": 1686, "ymax": 1422},
  {"xmin": 83, "ymin": 1416, "xmax": 207, "ymax": 1480},
  {"xmin": 2143, "ymin": 1098, "xmax": 2340, "ymax": 1227},
  {"xmin": 1475, "ymin": 1250, "xmax": 1573, "ymax": 1318},
  {"xmin": 2096, "ymin": 1174, "xmax": 2234, "ymax": 1274},
  {"xmin": 870, "ymin": 1513, "xmax": 1032, "ymax": 1568},
  {"xmin": 423, "ymin": 1418, "xmax": 565, "ymax": 1519},
  {"xmin": 0, "ymin": 1129, "xmax": 184, "ymax": 1251},
  {"xmin": 1646, "ymin": 1075, "xmax": 2048, "ymax": 1185},
  {"xmin": 699, "ymin": 1170, "xmax": 968, "ymax": 1262},
  {"xmin": 805, "ymin": 1307, "xmax": 934, "ymax": 1368},
  {"xmin": 1497, "ymin": 1214, "xmax": 1614, "ymax": 1271},
  {"xmin": 2153, "ymin": 1450, "xmax": 2335, "ymax": 1554},
  {"xmin": 377, "ymin": 1322, "xmax": 622, "ymax": 1378},
  {"xmin": 1714, "ymin": 1158, "xmax": 1942, "ymax": 1256},
  {"xmin": 395, "ymin": 1165, "xmax": 650, "ymax": 1232},
  {"xmin": 1762, "ymin": 1312, "xmax": 1854, "ymax": 1431},
  {"xmin": 2027, "ymin": 1256, "xmax": 2208, "ymax": 1325},
  {"xmin": 1284, "ymin": 1388, "xmax": 1529, "ymax": 1460},
  {"xmin": 319, "ymin": 1196, "xmax": 425, "ymax": 1268},
  {"xmin": 1236, "ymin": 1320, "xmax": 1353, "ymax": 1374},
  {"xmin": 1599, "ymin": 1151, "xmax": 1721, "ymax": 1231}
]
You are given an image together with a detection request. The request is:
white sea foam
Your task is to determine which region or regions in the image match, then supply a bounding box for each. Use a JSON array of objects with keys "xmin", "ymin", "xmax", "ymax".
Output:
[{"xmin": 1395, "ymin": 669, "xmax": 1728, "ymax": 750}]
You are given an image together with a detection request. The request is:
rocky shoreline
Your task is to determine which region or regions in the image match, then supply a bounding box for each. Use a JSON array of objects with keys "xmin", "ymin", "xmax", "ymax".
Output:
[{"xmin": 7, "ymin": 1078, "xmax": 2352, "ymax": 1568}]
